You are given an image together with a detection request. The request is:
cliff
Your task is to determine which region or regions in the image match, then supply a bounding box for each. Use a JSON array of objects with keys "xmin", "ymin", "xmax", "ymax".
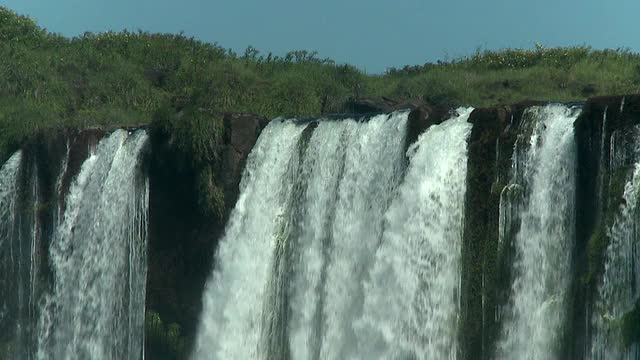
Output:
[{"xmin": 4, "ymin": 94, "xmax": 640, "ymax": 359}]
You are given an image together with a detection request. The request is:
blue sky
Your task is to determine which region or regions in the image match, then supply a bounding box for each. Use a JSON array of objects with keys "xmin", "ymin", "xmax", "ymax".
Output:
[{"xmin": 2, "ymin": 0, "xmax": 638, "ymax": 73}]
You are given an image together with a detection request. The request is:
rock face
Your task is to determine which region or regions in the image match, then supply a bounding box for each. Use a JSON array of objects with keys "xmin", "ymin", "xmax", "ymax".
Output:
[
  {"xmin": 405, "ymin": 103, "xmax": 452, "ymax": 152},
  {"xmin": 571, "ymin": 95, "xmax": 640, "ymax": 359},
  {"xmin": 343, "ymin": 96, "xmax": 424, "ymax": 114},
  {"xmin": 220, "ymin": 113, "xmax": 270, "ymax": 209},
  {"xmin": 145, "ymin": 111, "xmax": 268, "ymax": 358},
  {"xmin": 458, "ymin": 101, "xmax": 544, "ymax": 360},
  {"xmin": 456, "ymin": 96, "xmax": 640, "ymax": 360},
  {"xmin": 6, "ymin": 95, "xmax": 640, "ymax": 359}
]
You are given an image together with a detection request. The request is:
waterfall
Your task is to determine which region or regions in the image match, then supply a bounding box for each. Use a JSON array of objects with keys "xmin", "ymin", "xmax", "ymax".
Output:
[
  {"xmin": 496, "ymin": 105, "xmax": 580, "ymax": 359},
  {"xmin": 193, "ymin": 109, "xmax": 473, "ymax": 360},
  {"xmin": 0, "ymin": 152, "xmax": 25, "ymax": 358},
  {"xmin": 192, "ymin": 119, "xmax": 311, "ymax": 359},
  {"xmin": 34, "ymin": 129, "xmax": 149, "ymax": 360},
  {"xmin": 7, "ymin": 101, "xmax": 639, "ymax": 360},
  {"xmin": 355, "ymin": 108, "xmax": 472, "ymax": 359},
  {"xmin": 588, "ymin": 127, "xmax": 640, "ymax": 360}
]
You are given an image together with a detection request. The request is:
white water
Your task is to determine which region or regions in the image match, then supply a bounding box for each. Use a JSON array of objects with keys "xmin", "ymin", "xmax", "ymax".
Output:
[
  {"xmin": 194, "ymin": 110, "xmax": 475, "ymax": 360},
  {"xmin": 588, "ymin": 128, "xmax": 640, "ymax": 360},
  {"xmin": 497, "ymin": 105, "xmax": 580, "ymax": 360},
  {"xmin": 355, "ymin": 108, "xmax": 473, "ymax": 359},
  {"xmin": 35, "ymin": 130, "xmax": 149, "ymax": 360},
  {"xmin": 193, "ymin": 119, "xmax": 310, "ymax": 359},
  {"xmin": 0, "ymin": 152, "xmax": 24, "ymax": 357}
]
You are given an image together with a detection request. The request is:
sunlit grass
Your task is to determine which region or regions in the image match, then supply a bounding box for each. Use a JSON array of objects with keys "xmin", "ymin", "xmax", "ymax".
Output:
[{"xmin": 2, "ymin": 6, "xmax": 640, "ymax": 162}]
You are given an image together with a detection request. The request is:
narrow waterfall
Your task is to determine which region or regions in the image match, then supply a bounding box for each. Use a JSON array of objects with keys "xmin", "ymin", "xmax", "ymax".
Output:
[
  {"xmin": 588, "ymin": 127, "xmax": 640, "ymax": 360},
  {"xmin": 0, "ymin": 129, "xmax": 149, "ymax": 360},
  {"xmin": 496, "ymin": 105, "xmax": 580, "ymax": 359},
  {"xmin": 35, "ymin": 130, "xmax": 149, "ymax": 360},
  {"xmin": 0, "ymin": 151, "xmax": 27, "ymax": 358},
  {"xmin": 193, "ymin": 109, "xmax": 473, "ymax": 360}
]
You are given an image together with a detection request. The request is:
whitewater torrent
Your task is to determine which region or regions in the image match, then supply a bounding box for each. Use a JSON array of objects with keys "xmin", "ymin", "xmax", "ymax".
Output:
[
  {"xmin": 35, "ymin": 130, "xmax": 149, "ymax": 360},
  {"xmin": 497, "ymin": 105, "xmax": 580, "ymax": 360},
  {"xmin": 192, "ymin": 119, "xmax": 311, "ymax": 359},
  {"xmin": 588, "ymin": 127, "xmax": 640, "ymax": 360},
  {"xmin": 355, "ymin": 108, "xmax": 472, "ymax": 359},
  {"xmin": 0, "ymin": 152, "xmax": 25, "ymax": 357},
  {"xmin": 193, "ymin": 109, "xmax": 473, "ymax": 360}
]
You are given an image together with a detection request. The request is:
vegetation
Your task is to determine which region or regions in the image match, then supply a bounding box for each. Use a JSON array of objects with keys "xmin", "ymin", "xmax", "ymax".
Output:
[
  {"xmin": 622, "ymin": 299, "xmax": 640, "ymax": 347},
  {"xmin": 3, "ymin": 5, "xmax": 640, "ymax": 163},
  {"xmin": 585, "ymin": 225, "xmax": 607, "ymax": 285},
  {"xmin": 145, "ymin": 311, "xmax": 187, "ymax": 360},
  {"xmin": 0, "ymin": 8, "xmax": 638, "ymax": 158}
]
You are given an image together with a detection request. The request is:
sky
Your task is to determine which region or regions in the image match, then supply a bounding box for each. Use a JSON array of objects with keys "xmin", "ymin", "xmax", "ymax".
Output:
[{"xmin": 1, "ymin": 0, "xmax": 639, "ymax": 73}]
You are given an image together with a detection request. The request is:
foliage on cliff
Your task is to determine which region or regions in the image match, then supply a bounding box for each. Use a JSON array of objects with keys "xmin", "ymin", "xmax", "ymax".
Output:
[
  {"xmin": 145, "ymin": 311, "xmax": 187, "ymax": 360},
  {"xmin": 3, "ymin": 6, "xmax": 640, "ymax": 161}
]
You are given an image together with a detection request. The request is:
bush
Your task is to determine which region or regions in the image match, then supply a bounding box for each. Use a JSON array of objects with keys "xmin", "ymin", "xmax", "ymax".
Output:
[
  {"xmin": 145, "ymin": 311, "xmax": 187, "ymax": 360},
  {"xmin": 3, "ymin": 5, "xmax": 640, "ymax": 162}
]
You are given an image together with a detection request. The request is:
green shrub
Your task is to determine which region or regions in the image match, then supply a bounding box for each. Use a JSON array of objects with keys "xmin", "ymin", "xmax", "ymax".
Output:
[
  {"xmin": 3, "ymin": 5, "xmax": 640, "ymax": 162},
  {"xmin": 145, "ymin": 310, "xmax": 187, "ymax": 360},
  {"xmin": 584, "ymin": 226, "xmax": 608, "ymax": 285}
]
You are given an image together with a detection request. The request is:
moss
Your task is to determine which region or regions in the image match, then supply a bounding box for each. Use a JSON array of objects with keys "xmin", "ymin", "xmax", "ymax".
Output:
[
  {"xmin": 145, "ymin": 310, "xmax": 187, "ymax": 360},
  {"xmin": 584, "ymin": 165, "xmax": 636, "ymax": 286},
  {"xmin": 151, "ymin": 104, "xmax": 226, "ymax": 220},
  {"xmin": 34, "ymin": 201, "xmax": 50, "ymax": 215},
  {"xmin": 196, "ymin": 166, "xmax": 225, "ymax": 220},
  {"xmin": 607, "ymin": 167, "xmax": 633, "ymax": 217},
  {"xmin": 584, "ymin": 226, "xmax": 608, "ymax": 285},
  {"xmin": 621, "ymin": 299, "xmax": 640, "ymax": 347},
  {"xmin": 0, "ymin": 340, "xmax": 14, "ymax": 359}
]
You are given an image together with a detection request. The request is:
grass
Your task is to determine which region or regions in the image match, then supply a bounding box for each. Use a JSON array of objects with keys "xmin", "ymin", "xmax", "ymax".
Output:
[
  {"xmin": 145, "ymin": 311, "xmax": 187, "ymax": 359},
  {"xmin": 2, "ymin": 6, "xmax": 640, "ymax": 162}
]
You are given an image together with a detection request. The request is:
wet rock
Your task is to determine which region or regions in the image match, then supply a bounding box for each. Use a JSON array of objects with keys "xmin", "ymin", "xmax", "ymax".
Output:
[
  {"xmin": 405, "ymin": 104, "xmax": 452, "ymax": 152},
  {"xmin": 343, "ymin": 96, "xmax": 424, "ymax": 114}
]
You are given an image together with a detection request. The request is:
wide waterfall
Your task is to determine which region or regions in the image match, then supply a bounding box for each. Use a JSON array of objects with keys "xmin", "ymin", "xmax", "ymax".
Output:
[
  {"xmin": 193, "ymin": 109, "xmax": 473, "ymax": 360},
  {"xmin": 3, "ymin": 100, "xmax": 640, "ymax": 360},
  {"xmin": 0, "ymin": 130, "xmax": 149, "ymax": 360},
  {"xmin": 496, "ymin": 105, "xmax": 580, "ymax": 359}
]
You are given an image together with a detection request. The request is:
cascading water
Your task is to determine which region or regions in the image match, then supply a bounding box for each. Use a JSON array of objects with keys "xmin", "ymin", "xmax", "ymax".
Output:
[
  {"xmin": 0, "ymin": 129, "xmax": 149, "ymax": 360},
  {"xmin": 192, "ymin": 119, "xmax": 310, "ymax": 359},
  {"xmin": 35, "ymin": 130, "xmax": 150, "ymax": 360},
  {"xmin": 355, "ymin": 108, "xmax": 472, "ymax": 359},
  {"xmin": 496, "ymin": 105, "xmax": 580, "ymax": 359},
  {"xmin": 193, "ymin": 109, "xmax": 473, "ymax": 360},
  {"xmin": 588, "ymin": 127, "xmax": 640, "ymax": 360},
  {"xmin": 5, "ymin": 101, "xmax": 638, "ymax": 360},
  {"xmin": 0, "ymin": 151, "xmax": 25, "ymax": 358}
]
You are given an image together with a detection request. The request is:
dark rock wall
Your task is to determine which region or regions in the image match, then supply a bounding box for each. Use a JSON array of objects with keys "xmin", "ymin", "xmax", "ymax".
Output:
[
  {"xmin": 459, "ymin": 101, "xmax": 544, "ymax": 360},
  {"xmin": 145, "ymin": 112, "xmax": 267, "ymax": 358},
  {"xmin": 571, "ymin": 95, "xmax": 640, "ymax": 358}
]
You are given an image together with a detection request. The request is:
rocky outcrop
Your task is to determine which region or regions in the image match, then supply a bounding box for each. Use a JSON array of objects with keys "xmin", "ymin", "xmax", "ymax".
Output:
[
  {"xmin": 343, "ymin": 96, "xmax": 424, "ymax": 114},
  {"xmin": 459, "ymin": 100, "xmax": 544, "ymax": 360},
  {"xmin": 220, "ymin": 113, "xmax": 270, "ymax": 209},
  {"xmin": 404, "ymin": 104, "xmax": 452, "ymax": 152},
  {"xmin": 145, "ymin": 111, "xmax": 268, "ymax": 358}
]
